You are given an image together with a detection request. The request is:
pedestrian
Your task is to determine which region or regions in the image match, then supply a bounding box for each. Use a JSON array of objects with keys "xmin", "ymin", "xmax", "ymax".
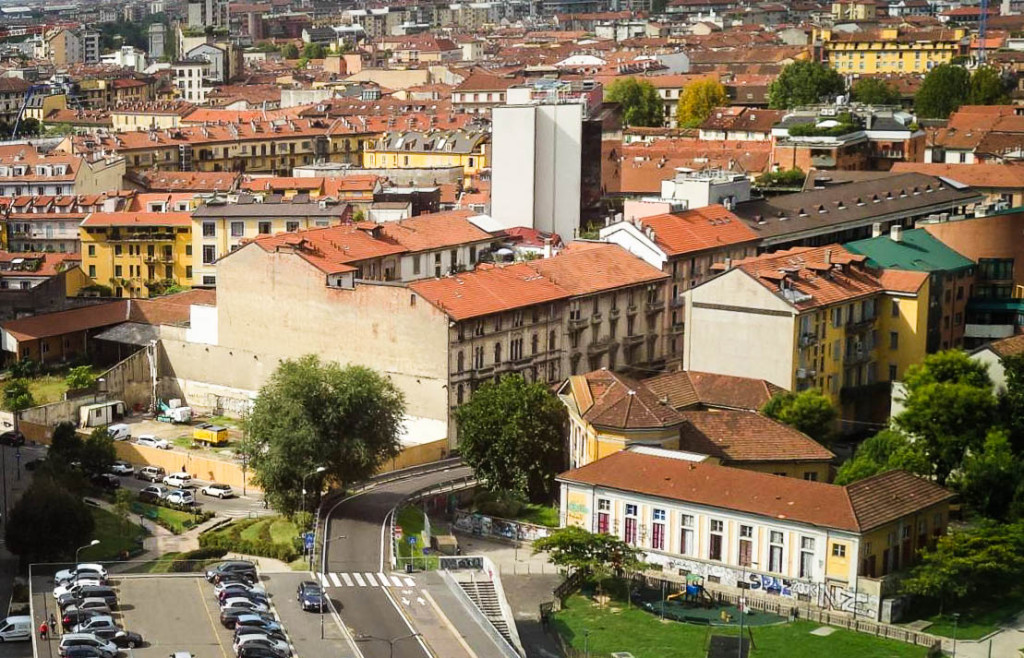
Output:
[
  {"xmin": 48, "ymin": 613, "xmax": 55, "ymax": 635},
  {"xmin": 38, "ymin": 621, "xmax": 47, "ymax": 641},
  {"xmin": 181, "ymin": 464, "xmax": 186, "ymax": 473},
  {"xmin": 263, "ymin": 498, "xmax": 269, "ymax": 509}
]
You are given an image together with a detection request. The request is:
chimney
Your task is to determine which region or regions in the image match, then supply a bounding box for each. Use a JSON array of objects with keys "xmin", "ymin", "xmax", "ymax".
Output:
[
  {"xmin": 872, "ymin": 222, "xmax": 882, "ymax": 238},
  {"xmin": 824, "ymin": 249, "xmax": 832, "ymax": 265},
  {"xmin": 543, "ymin": 237, "xmax": 552, "ymax": 259},
  {"xmin": 890, "ymin": 225, "xmax": 904, "ymax": 243}
]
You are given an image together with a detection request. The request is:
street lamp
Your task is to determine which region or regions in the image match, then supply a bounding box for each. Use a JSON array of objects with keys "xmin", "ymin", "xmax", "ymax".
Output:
[
  {"xmin": 738, "ymin": 561, "xmax": 758, "ymax": 658},
  {"xmin": 355, "ymin": 632, "xmax": 421, "ymax": 658},
  {"xmin": 75, "ymin": 540, "xmax": 100, "ymax": 563},
  {"xmin": 952, "ymin": 612, "xmax": 961, "ymax": 657},
  {"xmin": 300, "ymin": 466, "xmax": 326, "ymax": 522}
]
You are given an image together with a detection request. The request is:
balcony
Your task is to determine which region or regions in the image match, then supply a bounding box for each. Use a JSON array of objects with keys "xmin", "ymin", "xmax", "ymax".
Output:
[
  {"xmin": 645, "ymin": 301, "xmax": 663, "ymax": 314},
  {"xmin": 798, "ymin": 332, "xmax": 818, "ymax": 348},
  {"xmin": 568, "ymin": 317, "xmax": 587, "ymax": 331},
  {"xmin": 626, "ymin": 304, "xmax": 638, "ymax": 316},
  {"xmin": 144, "ymin": 255, "xmax": 175, "ymax": 264},
  {"xmin": 670, "ymin": 296, "xmax": 685, "ymax": 309},
  {"xmin": 796, "ymin": 367, "xmax": 817, "ymax": 380},
  {"xmin": 587, "ymin": 338, "xmax": 617, "ymax": 355},
  {"xmin": 591, "ymin": 313, "xmax": 603, "ymax": 325},
  {"xmin": 669, "ymin": 323, "xmax": 684, "ymax": 335},
  {"xmin": 845, "ymin": 349, "xmax": 872, "ymax": 365},
  {"xmin": 108, "ymin": 232, "xmax": 177, "ymax": 242},
  {"xmin": 621, "ymin": 334, "xmax": 645, "ymax": 347},
  {"xmin": 609, "ymin": 307, "xmax": 621, "ymax": 320},
  {"xmin": 845, "ymin": 316, "xmax": 875, "ymax": 333}
]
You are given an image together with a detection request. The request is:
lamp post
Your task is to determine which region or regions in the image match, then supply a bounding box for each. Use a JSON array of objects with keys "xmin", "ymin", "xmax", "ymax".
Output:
[
  {"xmin": 583, "ymin": 628, "xmax": 591, "ymax": 658},
  {"xmin": 738, "ymin": 561, "xmax": 757, "ymax": 658},
  {"xmin": 355, "ymin": 632, "xmax": 421, "ymax": 658},
  {"xmin": 952, "ymin": 612, "xmax": 961, "ymax": 657},
  {"xmin": 75, "ymin": 540, "xmax": 100, "ymax": 563},
  {"xmin": 300, "ymin": 466, "xmax": 326, "ymax": 522}
]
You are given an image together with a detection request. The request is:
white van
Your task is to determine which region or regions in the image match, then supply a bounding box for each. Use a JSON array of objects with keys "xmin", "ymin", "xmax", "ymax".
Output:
[
  {"xmin": 0, "ymin": 615, "xmax": 31, "ymax": 642},
  {"xmin": 107, "ymin": 424, "xmax": 131, "ymax": 441}
]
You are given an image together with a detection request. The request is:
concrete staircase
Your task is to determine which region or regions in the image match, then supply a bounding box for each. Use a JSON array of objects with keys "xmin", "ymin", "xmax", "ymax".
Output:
[{"xmin": 459, "ymin": 578, "xmax": 514, "ymax": 647}]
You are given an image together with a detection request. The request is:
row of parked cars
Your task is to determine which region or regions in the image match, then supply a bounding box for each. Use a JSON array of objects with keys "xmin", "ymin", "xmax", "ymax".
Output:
[
  {"xmin": 52, "ymin": 563, "xmax": 144, "ymax": 658},
  {"xmin": 206, "ymin": 561, "xmax": 295, "ymax": 658},
  {"xmin": 100, "ymin": 460, "xmax": 236, "ymax": 505}
]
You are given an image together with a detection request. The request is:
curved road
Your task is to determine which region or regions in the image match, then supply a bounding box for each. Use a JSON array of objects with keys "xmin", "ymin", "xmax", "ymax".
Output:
[{"xmin": 323, "ymin": 464, "xmax": 473, "ymax": 658}]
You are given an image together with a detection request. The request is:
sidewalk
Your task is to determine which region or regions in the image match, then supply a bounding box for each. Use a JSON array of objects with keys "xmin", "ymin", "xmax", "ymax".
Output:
[{"xmin": 941, "ymin": 612, "xmax": 1023, "ymax": 658}]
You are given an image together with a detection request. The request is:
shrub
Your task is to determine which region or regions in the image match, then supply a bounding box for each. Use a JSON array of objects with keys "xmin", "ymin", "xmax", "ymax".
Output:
[
  {"xmin": 198, "ymin": 520, "xmax": 299, "ymax": 562},
  {"xmin": 167, "ymin": 547, "xmax": 228, "ymax": 573}
]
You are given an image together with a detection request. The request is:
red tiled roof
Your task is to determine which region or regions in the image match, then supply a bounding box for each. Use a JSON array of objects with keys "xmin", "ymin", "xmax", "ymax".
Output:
[
  {"xmin": 379, "ymin": 211, "xmax": 492, "ymax": 252},
  {"xmin": 410, "ymin": 263, "xmax": 571, "ymax": 321},
  {"xmin": 846, "ymin": 469, "xmax": 954, "ymax": 532},
  {"xmin": 82, "ymin": 212, "xmax": 192, "ymax": 228},
  {"xmin": 890, "ymin": 162, "xmax": 1024, "ymax": 189},
  {"xmin": 678, "ymin": 409, "xmax": 835, "ymax": 463},
  {"xmin": 525, "ymin": 242, "xmax": 667, "ymax": 295},
  {"xmin": 642, "ymin": 370, "xmax": 784, "ymax": 411},
  {"xmin": 250, "ymin": 224, "xmax": 405, "ymax": 275},
  {"xmin": 637, "ymin": 205, "xmax": 760, "ymax": 256},
  {"xmin": 2, "ymin": 301, "xmax": 129, "ymax": 342},
  {"xmin": 569, "ymin": 370, "xmax": 685, "ymax": 430}
]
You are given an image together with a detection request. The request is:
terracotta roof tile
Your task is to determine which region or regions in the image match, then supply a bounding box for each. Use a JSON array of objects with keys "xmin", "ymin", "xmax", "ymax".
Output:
[
  {"xmin": 250, "ymin": 224, "xmax": 405, "ymax": 274},
  {"xmin": 379, "ymin": 211, "xmax": 492, "ymax": 253},
  {"xmin": 983, "ymin": 332, "xmax": 1024, "ymax": 358},
  {"xmin": 846, "ymin": 469, "xmax": 954, "ymax": 532},
  {"xmin": 525, "ymin": 242, "xmax": 667, "ymax": 295},
  {"xmin": 2, "ymin": 301, "xmax": 129, "ymax": 342},
  {"xmin": 678, "ymin": 409, "xmax": 835, "ymax": 463},
  {"xmin": 877, "ymin": 268, "xmax": 929, "ymax": 294},
  {"xmin": 82, "ymin": 212, "xmax": 192, "ymax": 228},
  {"xmin": 637, "ymin": 205, "xmax": 760, "ymax": 256},
  {"xmin": 573, "ymin": 370, "xmax": 685, "ymax": 430},
  {"xmin": 410, "ymin": 263, "xmax": 571, "ymax": 321}
]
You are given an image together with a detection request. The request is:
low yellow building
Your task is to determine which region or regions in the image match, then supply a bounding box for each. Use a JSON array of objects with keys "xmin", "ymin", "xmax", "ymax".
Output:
[
  {"xmin": 110, "ymin": 101, "xmax": 196, "ymax": 132},
  {"xmin": 818, "ymin": 27, "xmax": 969, "ymax": 74},
  {"xmin": 363, "ymin": 129, "xmax": 489, "ymax": 186},
  {"xmin": 831, "ymin": 0, "xmax": 876, "ymax": 21},
  {"xmin": 80, "ymin": 211, "xmax": 194, "ymax": 298},
  {"xmin": 559, "ymin": 449, "xmax": 953, "ymax": 620}
]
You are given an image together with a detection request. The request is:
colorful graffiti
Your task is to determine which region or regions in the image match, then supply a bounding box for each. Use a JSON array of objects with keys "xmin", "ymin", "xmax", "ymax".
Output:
[{"xmin": 452, "ymin": 510, "xmax": 553, "ymax": 543}]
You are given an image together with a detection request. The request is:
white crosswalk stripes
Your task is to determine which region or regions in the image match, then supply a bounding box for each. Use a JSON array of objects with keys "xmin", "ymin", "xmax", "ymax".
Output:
[{"xmin": 316, "ymin": 572, "xmax": 416, "ymax": 589}]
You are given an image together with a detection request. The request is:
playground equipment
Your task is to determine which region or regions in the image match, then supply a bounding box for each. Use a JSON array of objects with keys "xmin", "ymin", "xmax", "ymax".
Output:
[
  {"xmin": 157, "ymin": 399, "xmax": 192, "ymax": 424},
  {"xmin": 665, "ymin": 574, "xmax": 715, "ymax": 609}
]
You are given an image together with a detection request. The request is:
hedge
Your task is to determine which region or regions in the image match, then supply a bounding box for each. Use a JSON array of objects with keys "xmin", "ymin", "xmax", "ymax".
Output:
[
  {"xmin": 167, "ymin": 547, "xmax": 228, "ymax": 573},
  {"xmin": 198, "ymin": 519, "xmax": 301, "ymax": 562}
]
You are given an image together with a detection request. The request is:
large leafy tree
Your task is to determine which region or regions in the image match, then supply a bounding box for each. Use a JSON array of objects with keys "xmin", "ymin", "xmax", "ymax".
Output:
[
  {"xmin": 952, "ymin": 429, "xmax": 1024, "ymax": 522},
  {"xmin": 455, "ymin": 374, "xmax": 566, "ymax": 504},
  {"xmin": 80, "ymin": 428, "xmax": 116, "ymax": 477},
  {"xmin": 2, "ymin": 379, "xmax": 34, "ymax": 412},
  {"xmin": 968, "ymin": 66, "xmax": 1010, "ymax": 106},
  {"xmin": 534, "ymin": 526, "xmax": 642, "ymax": 573},
  {"xmin": 606, "ymin": 78, "xmax": 664, "ymax": 127},
  {"xmin": 675, "ymin": 79, "xmax": 729, "ymax": 128},
  {"xmin": 896, "ymin": 350, "xmax": 996, "ymax": 485},
  {"xmin": 850, "ymin": 77, "xmax": 900, "ymax": 105},
  {"xmin": 244, "ymin": 355, "xmax": 405, "ymax": 516},
  {"xmin": 915, "ymin": 64, "xmax": 970, "ymax": 119},
  {"xmin": 834, "ymin": 428, "xmax": 929, "ymax": 485},
  {"xmin": 999, "ymin": 353, "xmax": 1024, "ymax": 451},
  {"xmin": 760, "ymin": 389, "xmax": 837, "ymax": 444},
  {"xmin": 49, "ymin": 421, "xmax": 83, "ymax": 466},
  {"xmin": 6, "ymin": 476, "xmax": 95, "ymax": 565},
  {"xmin": 768, "ymin": 61, "xmax": 846, "ymax": 109}
]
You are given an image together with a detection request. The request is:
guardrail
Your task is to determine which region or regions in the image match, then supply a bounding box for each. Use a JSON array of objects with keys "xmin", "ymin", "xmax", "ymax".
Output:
[{"xmin": 439, "ymin": 568, "xmax": 523, "ymax": 658}]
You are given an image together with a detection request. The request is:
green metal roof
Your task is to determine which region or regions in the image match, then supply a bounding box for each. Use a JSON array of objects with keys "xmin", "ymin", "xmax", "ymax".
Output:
[
  {"xmin": 967, "ymin": 299, "xmax": 1024, "ymax": 313},
  {"xmin": 844, "ymin": 228, "xmax": 975, "ymax": 273}
]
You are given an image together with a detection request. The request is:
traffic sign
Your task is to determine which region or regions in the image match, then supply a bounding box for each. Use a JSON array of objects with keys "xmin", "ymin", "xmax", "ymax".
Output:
[
  {"xmin": 408, "ymin": 536, "xmax": 417, "ymax": 546},
  {"xmin": 395, "ymin": 525, "xmax": 404, "ymax": 538},
  {"xmin": 303, "ymin": 532, "xmax": 314, "ymax": 550}
]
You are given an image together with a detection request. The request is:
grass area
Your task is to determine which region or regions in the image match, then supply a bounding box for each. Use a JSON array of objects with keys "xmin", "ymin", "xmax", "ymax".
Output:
[
  {"xmin": 27, "ymin": 375, "xmax": 68, "ymax": 406},
  {"xmin": 288, "ymin": 557, "xmax": 311, "ymax": 571},
  {"xmin": 395, "ymin": 506, "xmax": 438, "ymax": 568},
  {"xmin": 207, "ymin": 415, "xmax": 241, "ymax": 428},
  {"xmin": 201, "ymin": 516, "xmax": 301, "ymax": 561},
  {"xmin": 517, "ymin": 503, "xmax": 559, "ymax": 528},
  {"xmin": 269, "ymin": 518, "xmax": 298, "ymax": 545},
  {"xmin": 131, "ymin": 501, "xmax": 199, "ymax": 535},
  {"xmin": 907, "ymin": 589, "xmax": 1024, "ymax": 640},
  {"xmin": 78, "ymin": 506, "xmax": 148, "ymax": 562},
  {"xmin": 172, "ymin": 436, "xmax": 194, "ymax": 449},
  {"xmin": 553, "ymin": 594, "xmax": 928, "ymax": 658}
]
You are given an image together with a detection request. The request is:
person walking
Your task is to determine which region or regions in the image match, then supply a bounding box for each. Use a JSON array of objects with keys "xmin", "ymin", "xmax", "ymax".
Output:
[
  {"xmin": 38, "ymin": 621, "xmax": 47, "ymax": 641},
  {"xmin": 48, "ymin": 613, "xmax": 56, "ymax": 635}
]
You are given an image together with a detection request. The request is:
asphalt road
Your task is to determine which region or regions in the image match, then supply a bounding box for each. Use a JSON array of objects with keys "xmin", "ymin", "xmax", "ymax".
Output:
[
  {"xmin": 323, "ymin": 464, "xmax": 473, "ymax": 658},
  {"xmin": 110, "ymin": 463, "xmax": 267, "ymax": 519}
]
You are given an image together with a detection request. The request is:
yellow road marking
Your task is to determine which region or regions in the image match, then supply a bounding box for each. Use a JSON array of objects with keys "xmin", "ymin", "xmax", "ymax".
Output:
[{"xmin": 197, "ymin": 578, "xmax": 231, "ymax": 658}]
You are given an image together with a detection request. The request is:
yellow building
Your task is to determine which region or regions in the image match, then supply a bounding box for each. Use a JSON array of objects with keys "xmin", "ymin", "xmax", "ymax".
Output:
[
  {"xmin": 363, "ymin": 129, "xmax": 489, "ymax": 186},
  {"xmin": 110, "ymin": 101, "xmax": 196, "ymax": 132},
  {"xmin": 560, "ymin": 369, "xmax": 835, "ymax": 481},
  {"xmin": 831, "ymin": 0, "xmax": 876, "ymax": 21},
  {"xmin": 685, "ymin": 245, "xmax": 930, "ymax": 426},
  {"xmin": 80, "ymin": 211, "xmax": 194, "ymax": 298},
  {"xmin": 558, "ymin": 450, "xmax": 953, "ymax": 619},
  {"xmin": 818, "ymin": 27, "xmax": 969, "ymax": 74}
]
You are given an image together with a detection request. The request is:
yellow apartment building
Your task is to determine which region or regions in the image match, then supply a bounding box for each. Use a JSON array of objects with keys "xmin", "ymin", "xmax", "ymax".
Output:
[
  {"xmin": 831, "ymin": 0, "xmax": 876, "ymax": 21},
  {"xmin": 80, "ymin": 211, "xmax": 194, "ymax": 298},
  {"xmin": 819, "ymin": 28, "xmax": 969, "ymax": 74},
  {"xmin": 363, "ymin": 129, "xmax": 489, "ymax": 185},
  {"xmin": 559, "ymin": 449, "xmax": 953, "ymax": 620}
]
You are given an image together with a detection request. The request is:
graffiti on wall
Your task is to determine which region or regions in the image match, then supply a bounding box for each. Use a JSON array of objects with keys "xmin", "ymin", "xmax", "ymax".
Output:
[
  {"xmin": 452, "ymin": 510, "xmax": 553, "ymax": 543},
  {"xmin": 644, "ymin": 552, "xmax": 880, "ymax": 619}
]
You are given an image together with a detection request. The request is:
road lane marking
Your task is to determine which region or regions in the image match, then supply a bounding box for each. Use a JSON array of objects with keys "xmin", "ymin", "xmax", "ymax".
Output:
[
  {"xmin": 196, "ymin": 578, "xmax": 231, "ymax": 658},
  {"xmin": 364, "ymin": 573, "xmax": 377, "ymax": 587},
  {"xmin": 318, "ymin": 573, "xmax": 329, "ymax": 587},
  {"xmin": 390, "ymin": 576, "xmax": 403, "ymax": 587},
  {"xmin": 329, "ymin": 573, "xmax": 342, "ymax": 587},
  {"xmin": 353, "ymin": 573, "xmax": 365, "ymax": 587},
  {"xmin": 403, "ymin": 577, "xmax": 415, "ymax": 587},
  {"xmin": 341, "ymin": 572, "xmax": 353, "ymax": 587},
  {"xmin": 377, "ymin": 572, "xmax": 388, "ymax": 587}
]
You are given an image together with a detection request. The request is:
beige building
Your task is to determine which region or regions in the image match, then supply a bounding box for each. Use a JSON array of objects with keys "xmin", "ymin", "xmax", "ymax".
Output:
[{"xmin": 0, "ymin": 145, "xmax": 125, "ymax": 197}]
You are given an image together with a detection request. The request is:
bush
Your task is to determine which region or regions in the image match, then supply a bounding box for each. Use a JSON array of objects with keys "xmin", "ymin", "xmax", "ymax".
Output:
[
  {"xmin": 756, "ymin": 168, "xmax": 805, "ymax": 188},
  {"xmin": 167, "ymin": 546, "xmax": 228, "ymax": 573},
  {"xmin": 198, "ymin": 519, "xmax": 300, "ymax": 562}
]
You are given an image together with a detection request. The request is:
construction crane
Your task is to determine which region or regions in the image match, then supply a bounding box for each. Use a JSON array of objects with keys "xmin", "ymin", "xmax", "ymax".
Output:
[
  {"xmin": 979, "ymin": 0, "xmax": 989, "ymax": 65},
  {"xmin": 11, "ymin": 84, "xmax": 49, "ymax": 139}
]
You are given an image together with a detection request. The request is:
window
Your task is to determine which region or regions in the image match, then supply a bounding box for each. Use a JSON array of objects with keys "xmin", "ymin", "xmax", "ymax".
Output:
[
  {"xmin": 889, "ymin": 362, "xmax": 898, "ymax": 381},
  {"xmin": 185, "ymin": 245, "xmax": 192, "ymax": 256},
  {"xmin": 88, "ymin": 265, "xmax": 95, "ymax": 277},
  {"xmin": 531, "ymin": 333, "xmax": 539, "ymax": 354},
  {"xmin": 202, "ymin": 222, "xmax": 215, "ymax": 237},
  {"xmin": 652, "ymin": 509, "xmax": 666, "ymax": 550},
  {"xmin": 186, "ymin": 266, "xmax": 192, "ymax": 278},
  {"xmin": 799, "ymin": 537, "xmax": 815, "ymax": 578},
  {"xmin": 202, "ymin": 245, "xmax": 216, "ymax": 264},
  {"xmin": 202, "ymin": 276, "xmax": 216, "ymax": 286},
  {"xmin": 115, "ymin": 245, "xmax": 122, "ymax": 256},
  {"xmin": 832, "ymin": 543, "xmax": 846, "ymax": 558},
  {"xmin": 494, "ymin": 342, "xmax": 501, "ymax": 364},
  {"xmin": 413, "ymin": 255, "xmax": 421, "ymax": 275},
  {"xmin": 87, "ymin": 245, "xmax": 95, "ymax": 256},
  {"xmin": 258, "ymin": 222, "xmax": 271, "ymax": 234},
  {"xmin": 457, "ymin": 351, "xmax": 464, "ymax": 373},
  {"xmin": 230, "ymin": 221, "xmax": 244, "ymax": 237},
  {"xmin": 803, "ymin": 471, "xmax": 818, "ymax": 481},
  {"xmin": 597, "ymin": 499, "xmax": 610, "ymax": 533},
  {"xmin": 456, "ymin": 384, "xmax": 464, "ymax": 404},
  {"xmin": 769, "ymin": 531, "xmax": 784, "ymax": 573},
  {"xmin": 678, "ymin": 514, "xmax": 694, "ymax": 555},
  {"xmin": 473, "ymin": 346, "xmax": 484, "ymax": 369},
  {"xmin": 624, "ymin": 504, "xmax": 638, "ymax": 545},
  {"xmin": 114, "ymin": 265, "xmax": 122, "ymax": 277},
  {"xmin": 889, "ymin": 331, "xmax": 899, "ymax": 349},
  {"xmin": 738, "ymin": 525, "xmax": 753, "ymax": 567},
  {"xmin": 709, "ymin": 519, "xmax": 724, "ymax": 560},
  {"xmin": 548, "ymin": 330, "xmax": 556, "ymax": 351}
]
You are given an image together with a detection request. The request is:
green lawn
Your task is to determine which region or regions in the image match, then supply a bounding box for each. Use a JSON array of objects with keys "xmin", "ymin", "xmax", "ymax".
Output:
[
  {"xmin": 517, "ymin": 504, "xmax": 559, "ymax": 528},
  {"xmin": 553, "ymin": 594, "xmax": 927, "ymax": 658},
  {"xmin": 907, "ymin": 589, "xmax": 1024, "ymax": 640},
  {"xmin": 78, "ymin": 506, "xmax": 148, "ymax": 562},
  {"xmin": 201, "ymin": 516, "xmax": 301, "ymax": 562},
  {"xmin": 27, "ymin": 375, "xmax": 68, "ymax": 406},
  {"xmin": 395, "ymin": 506, "xmax": 438, "ymax": 568},
  {"xmin": 131, "ymin": 502, "xmax": 198, "ymax": 535}
]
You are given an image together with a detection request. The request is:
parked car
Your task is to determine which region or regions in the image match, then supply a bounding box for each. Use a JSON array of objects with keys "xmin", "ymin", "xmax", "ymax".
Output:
[
  {"xmin": 201, "ymin": 483, "xmax": 234, "ymax": 498},
  {"xmin": 218, "ymin": 588, "xmax": 268, "ymax": 606},
  {"xmin": 236, "ymin": 646, "xmax": 290, "ymax": 658},
  {"xmin": 62, "ymin": 598, "xmax": 112, "ymax": 615},
  {"xmin": 214, "ymin": 580, "xmax": 264, "ymax": 596},
  {"xmin": 206, "ymin": 561, "xmax": 258, "ymax": 584},
  {"xmin": 138, "ymin": 485, "xmax": 169, "ymax": 503},
  {"xmin": 296, "ymin": 581, "xmax": 327, "ymax": 612},
  {"xmin": 220, "ymin": 597, "xmax": 268, "ymax": 613},
  {"xmin": 53, "ymin": 579, "xmax": 104, "ymax": 599},
  {"xmin": 55, "ymin": 564, "xmax": 108, "ymax": 585},
  {"xmin": 233, "ymin": 624, "xmax": 286, "ymax": 643},
  {"xmin": 219, "ymin": 608, "xmax": 273, "ymax": 629},
  {"xmin": 57, "ymin": 633, "xmax": 117, "ymax": 658},
  {"xmin": 135, "ymin": 435, "xmax": 168, "ymax": 450},
  {"xmin": 107, "ymin": 424, "xmax": 131, "ymax": 441},
  {"xmin": 92, "ymin": 628, "xmax": 143, "ymax": 648},
  {"xmin": 165, "ymin": 489, "xmax": 195, "ymax": 506},
  {"xmin": 136, "ymin": 466, "xmax": 166, "ymax": 482},
  {"xmin": 233, "ymin": 615, "xmax": 281, "ymax": 634},
  {"xmin": 0, "ymin": 430, "xmax": 24, "ymax": 446},
  {"xmin": 233, "ymin": 634, "xmax": 290, "ymax": 657},
  {"xmin": 72, "ymin": 615, "xmax": 118, "ymax": 634},
  {"xmin": 90, "ymin": 474, "xmax": 120, "ymax": 491},
  {"xmin": 61, "ymin": 586, "xmax": 117, "ymax": 610},
  {"xmin": 61, "ymin": 609, "xmax": 104, "ymax": 631},
  {"xmin": 163, "ymin": 473, "xmax": 193, "ymax": 488},
  {"xmin": 109, "ymin": 461, "xmax": 134, "ymax": 476},
  {"xmin": 0, "ymin": 615, "xmax": 31, "ymax": 642},
  {"xmin": 61, "ymin": 647, "xmax": 109, "ymax": 658}
]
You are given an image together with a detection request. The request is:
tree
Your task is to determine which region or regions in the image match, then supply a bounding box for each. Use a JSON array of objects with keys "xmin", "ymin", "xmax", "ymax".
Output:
[
  {"xmin": 834, "ymin": 428, "xmax": 929, "ymax": 485},
  {"xmin": 903, "ymin": 521, "xmax": 1024, "ymax": 614},
  {"xmin": 915, "ymin": 64, "xmax": 970, "ymax": 119},
  {"xmin": 244, "ymin": 355, "xmax": 405, "ymax": 516},
  {"xmin": 768, "ymin": 61, "xmax": 845, "ymax": 109},
  {"xmin": 281, "ymin": 43, "xmax": 299, "ymax": 59},
  {"xmin": 2, "ymin": 379, "xmax": 34, "ymax": 412},
  {"xmin": 675, "ymin": 79, "xmax": 729, "ymax": 128},
  {"xmin": 896, "ymin": 350, "xmax": 997, "ymax": 485},
  {"xmin": 953, "ymin": 429, "xmax": 1024, "ymax": 521},
  {"xmin": 80, "ymin": 428, "xmax": 116, "ymax": 476},
  {"xmin": 454, "ymin": 374, "xmax": 567, "ymax": 504},
  {"xmin": 302, "ymin": 42, "xmax": 327, "ymax": 59},
  {"xmin": 49, "ymin": 421, "xmax": 82, "ymax": 466},
  {"xmin": 533, "ymin": 526, "xmax": 643, "ymax": 601},
  {"xmin": 605, "ymin": 78, "xmax": 664, "ymax": 127},
  {"xmin": 6, "ymin": 476, "xmax": 95, "ymax": 564},
  {"xmin": 850, "ymin": 77, "xmax": 900, "ymax": 105},
  {"xmin": 999, "ymin": 353, "xmax": 1024, "ymax": 451},
  {"xmin": 969, "ymin": 66, "xmax": 1010, "ymax": 106},
  {"xmin": 760, "ymin": 389, "xmax": 837, "ymax": 444},
  {"xmin": 65, "ymin": 365, "xmax": 97, "ymax": 391},
  {"xmin": 114, "ymin": 487, "xmax": 134, "ymax": 536}
]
